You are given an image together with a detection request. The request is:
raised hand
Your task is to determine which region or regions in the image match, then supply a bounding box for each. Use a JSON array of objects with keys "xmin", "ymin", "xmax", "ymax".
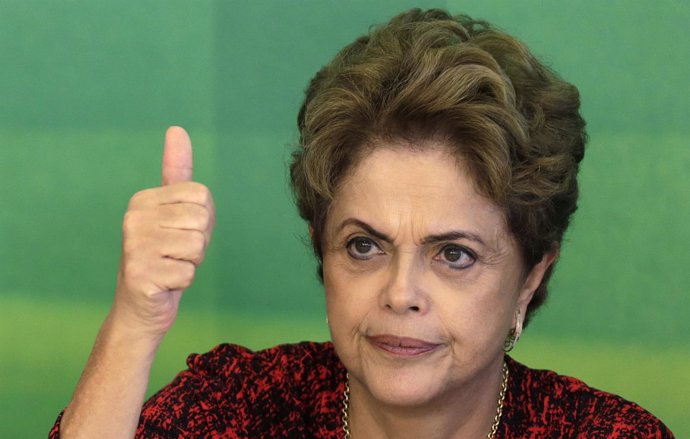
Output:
[
  {"xmin": 58, "ymin": 127, "xmax": 216, "ymax": 439},
  {"xmin": 112, "ymin": 126, "xmax": 215, "ymax": 338}
]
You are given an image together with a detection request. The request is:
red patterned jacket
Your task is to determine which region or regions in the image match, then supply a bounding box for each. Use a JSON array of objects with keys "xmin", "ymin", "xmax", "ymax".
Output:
[{"xmin": 50, "ymin": 342, "xmax": 674, "ymax": 438}]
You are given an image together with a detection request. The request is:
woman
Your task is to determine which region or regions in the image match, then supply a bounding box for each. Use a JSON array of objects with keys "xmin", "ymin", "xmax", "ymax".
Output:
[{"xmin": 51, "ymin": 8, "xmax": 673, "ymax": 438}]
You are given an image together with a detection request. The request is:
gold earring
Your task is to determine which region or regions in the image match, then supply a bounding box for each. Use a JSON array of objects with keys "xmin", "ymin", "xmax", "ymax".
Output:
[
  {"xmin": 503, "ymin": 309, "xmax": 522, "ymax": 353},
  {"xmin": 503, "ymin": 328, "xmax": 517, "ymax": 352}
]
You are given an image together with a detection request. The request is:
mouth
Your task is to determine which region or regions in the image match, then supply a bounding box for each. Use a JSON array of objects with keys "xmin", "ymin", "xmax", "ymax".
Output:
[{"xmin": 366, "ymin": 334, "xmax": 442, "ymax": 357}]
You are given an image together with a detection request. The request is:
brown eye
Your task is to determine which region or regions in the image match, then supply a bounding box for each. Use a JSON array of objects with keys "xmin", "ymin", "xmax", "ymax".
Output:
[
  {"xmin": 436, "ymin": 245, "xmax": 476, "ymax": 269},
  {"xmin": 346, "ymin": 237, "xmax": 382, "ymax": 260}
]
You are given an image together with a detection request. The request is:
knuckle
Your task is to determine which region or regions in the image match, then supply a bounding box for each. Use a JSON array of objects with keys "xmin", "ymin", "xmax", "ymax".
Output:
[
  {"xmin": 209, "ymin": 209, "xmax": 217, "ymax": 230},
  {"xmin": 122, "ymin": 238, "xmax": 137, "ymax": 255},
  {"xmin": 128, "ymin": 189, "xmax": 149, "ymax": 208},
  {"xmin": 121, "ymin": 260, "xmax": 144, "ymax": 284},
  {"xmin": 202, "ymin": 189, "xmax": 214, "ymax": 207},
  {"xmin": 197, "ymin": 208, "xmax": 212, "ymax": 230},
  {"xmin": 122, "ymin": 211, "xmax": 138, "ymax": 234},
  {"xmin": 191, "ymin": 231, "xmax": 206, "ymax": 253},
  {"xmin": 123, "ymin": 234, "xmax": 150, "ymax": 257},
  {"xmin": 191, "ymin": 182, "xmax": 212, "ymax": 205},
  {"xmin": 190, "ymin": 181, "xmax": 208, "ymax": 192},
  {"xmin": 183, "ymin": 204, "xmax": 210, "ymax": 230},
  {"xmin": 181, "ymin": 262, "xmax": 196, "ymax": 282}
]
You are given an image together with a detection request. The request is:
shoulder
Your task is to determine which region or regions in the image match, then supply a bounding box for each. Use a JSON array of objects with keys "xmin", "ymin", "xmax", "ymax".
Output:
[
  {"xmin": 136, "ymin": 342, "xmax": 345, "ymax": 438},
  {"xmin": 181, "ymin": 341, "xmax": 344, "ymax": 400},
  {"xmin": 503, "ymin": 357, "xmax": 674, "ymax": 438},
  {"xmin": 158, "ymin": 341, "xmax": 343, "ymax": 401},
  {"xmin": 184, "ymin": 341, "xmax": 341, "ymax": 379}
]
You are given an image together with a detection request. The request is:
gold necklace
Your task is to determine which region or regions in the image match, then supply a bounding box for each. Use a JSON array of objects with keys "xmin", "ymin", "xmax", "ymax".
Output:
[{"xmin": 341, "ymin": 361, "xmax": 509, "ymax": 439}]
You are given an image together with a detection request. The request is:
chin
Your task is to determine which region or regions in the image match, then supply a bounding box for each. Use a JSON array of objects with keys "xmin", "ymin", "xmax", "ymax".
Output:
[
  {"xmin": 359, "ymin": 364, "xmax": 450, "ymax": 408},
  {"xmin": 368, "ymin": 374, "xmax": 441, "ymax": 408}
]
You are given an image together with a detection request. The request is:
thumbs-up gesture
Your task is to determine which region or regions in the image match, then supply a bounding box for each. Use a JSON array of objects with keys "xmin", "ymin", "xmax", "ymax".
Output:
[{"xmin": 112, "ymin": 127, "xmax": 215, "ymax": 338}]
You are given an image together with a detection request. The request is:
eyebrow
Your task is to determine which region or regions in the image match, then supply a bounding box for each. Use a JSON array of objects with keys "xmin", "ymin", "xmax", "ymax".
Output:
[
  {"xmin": 337, "ymin": 218, "xmax": 487, "ymax": 247},
  {"xmin": 422, "ymin": 231, "xmax": 486, "ymax": 247},
  {"xmin": 338, "ymin": 218, "xmax": 393, "ymax": 243}
]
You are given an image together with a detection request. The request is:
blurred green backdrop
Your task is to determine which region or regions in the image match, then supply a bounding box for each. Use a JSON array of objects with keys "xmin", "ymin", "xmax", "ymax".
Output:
[{"xmin": 1, "ymin": 1, "xmax": 688, "ymax": 437}]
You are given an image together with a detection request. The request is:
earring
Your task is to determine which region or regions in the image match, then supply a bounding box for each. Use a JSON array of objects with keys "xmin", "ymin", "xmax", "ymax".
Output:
[
  {"xmin": 503, "ymin": 328, "xmax": 517, "ymax": 352},
  {"xmin": 503, "ymin": 309, "xmax": 523, "ymax": 353}
]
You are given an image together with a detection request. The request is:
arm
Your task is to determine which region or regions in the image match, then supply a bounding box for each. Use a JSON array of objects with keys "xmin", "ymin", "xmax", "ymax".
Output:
[
  {"xmin": 57, "ymin": 313, "xmax": 161, "ymax": 438},
  {"xmin": 56, "ymin": 127, "xmax": 215, "ymax": 439}
]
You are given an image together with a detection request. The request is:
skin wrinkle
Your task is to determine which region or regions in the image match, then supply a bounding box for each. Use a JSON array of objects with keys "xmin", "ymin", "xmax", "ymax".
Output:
[
  {"xmin": 321, "ymin": 142, "xmax": 555, "ymax": 438},
  {"xmin": 333, "ymin": 220, "xmax": 510, "ymax": 279},
  {"xmin": 291, "ymin": 10, "xmax": 586, "ymax": 327},
  {"xmin": 326, "ymin": 143, "xmax": 513, "ymax": 271}
]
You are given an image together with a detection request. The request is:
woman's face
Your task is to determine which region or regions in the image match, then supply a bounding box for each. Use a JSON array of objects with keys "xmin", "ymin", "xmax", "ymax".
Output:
[{"xmin": 322, "ymin": 142, "xmax": 552, "ymax": 408}]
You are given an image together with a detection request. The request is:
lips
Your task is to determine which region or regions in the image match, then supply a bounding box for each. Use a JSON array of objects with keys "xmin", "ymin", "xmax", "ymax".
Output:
[{"xmin": 367, "ymin": 334, "xmax": 442, "ymax": 357}]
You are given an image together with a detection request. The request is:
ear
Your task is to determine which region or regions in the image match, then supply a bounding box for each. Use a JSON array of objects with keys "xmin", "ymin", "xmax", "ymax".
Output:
[
  {"xmin": 308, "ymin": 224, "xmax": 315, "ymax": 241},
  {"xmin": 515, "ymin": 243, "xmax": 560, "ymax": 321}
]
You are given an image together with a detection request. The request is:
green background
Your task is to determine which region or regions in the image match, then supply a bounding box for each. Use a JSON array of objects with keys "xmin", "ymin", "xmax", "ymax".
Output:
[{"xmin": 1, "ymin": 1, "xmax": 688, "ymax": 437}]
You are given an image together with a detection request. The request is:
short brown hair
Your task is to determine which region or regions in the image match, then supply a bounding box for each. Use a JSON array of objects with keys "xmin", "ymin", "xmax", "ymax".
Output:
[{"xmin": 290, "ymin": 8, "xmax": 586, "ymax": 326}]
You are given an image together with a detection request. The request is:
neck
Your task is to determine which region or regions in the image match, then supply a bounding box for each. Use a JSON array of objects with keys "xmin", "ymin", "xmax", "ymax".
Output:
[{"xmin": 347, "ymin": 357, "xmax": 506, "ymax": 439}]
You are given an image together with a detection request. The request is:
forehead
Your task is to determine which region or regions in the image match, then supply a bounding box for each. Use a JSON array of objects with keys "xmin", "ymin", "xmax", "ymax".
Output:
[{"xmin": 328, "ymin": 142, "xmax": 510, "ymax": 243}]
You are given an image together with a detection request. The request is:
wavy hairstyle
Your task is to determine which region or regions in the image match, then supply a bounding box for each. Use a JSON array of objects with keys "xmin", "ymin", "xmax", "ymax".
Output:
[{"xmin": 289, "ymin": 8, "xmax": 586, "ymax": 326}]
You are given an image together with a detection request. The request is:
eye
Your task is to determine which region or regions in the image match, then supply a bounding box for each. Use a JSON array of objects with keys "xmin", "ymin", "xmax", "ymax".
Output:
[
  {"xmin": 434, "ymin": 244, "xmax": 476, "ymax": 270},
  {"xmin": 346, "ymin": 237, "xmax": 383, "ymax": 260}
]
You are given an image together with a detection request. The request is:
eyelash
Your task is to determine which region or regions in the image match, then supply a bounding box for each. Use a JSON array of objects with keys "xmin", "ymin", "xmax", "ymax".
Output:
[
  {"xmin": 345, "ymin": 237, "xmax": 477, "ymax": 270},
  {"xmin": 346, "ymin": 236, "xmax": 383, "ymax": 260},
  {"xmin": 433, "ymin": 244, "xmax": 477, "ymax": 270}
]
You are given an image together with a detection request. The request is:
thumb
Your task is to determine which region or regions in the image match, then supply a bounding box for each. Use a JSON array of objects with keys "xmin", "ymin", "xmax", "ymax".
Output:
[{"xmin": 161, "ymin": 126, "xmax": 193, "ymax": 185}]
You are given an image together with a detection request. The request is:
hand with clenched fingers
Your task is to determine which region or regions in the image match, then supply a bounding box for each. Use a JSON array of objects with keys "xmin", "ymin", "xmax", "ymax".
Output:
[
  {"xmin": 112, "ymin": 126, "xmax": 215, "ymax": 337},
  {"xmin": 58, "ymin": 126, "xmax": 216, "ymax": 438}
]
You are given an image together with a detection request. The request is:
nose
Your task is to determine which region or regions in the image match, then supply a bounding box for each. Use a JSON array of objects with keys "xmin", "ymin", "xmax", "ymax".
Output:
[{"xmin": 380, "ymin": 252, "xmax": 428, "ymax": 314}]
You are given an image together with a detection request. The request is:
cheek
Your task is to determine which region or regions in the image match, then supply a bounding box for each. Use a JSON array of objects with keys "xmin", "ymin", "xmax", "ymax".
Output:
[
  {"xmin": 434, "ymin": 275, "xmax": 516, "ymax": 344},
  {"xmin": 323, "ymin": 257, "xmax": 359, "ymax": 326},
  {"xmin": 323, "ymin": 256, "xmax": 384, "ymax": 335},
  {"xmin": 323, "ymin": 255, "xmax": 347, "ymax": 304},
  {"xmin": 323, "ymin": 253, "xmax": 381, "ymax": 301},
  {"xmin": 323, "ymin": 259, "xmax": 364, "ymax": 364}
]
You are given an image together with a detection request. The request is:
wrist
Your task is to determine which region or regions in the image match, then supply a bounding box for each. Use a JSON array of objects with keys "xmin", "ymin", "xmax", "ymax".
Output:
[
  {"xmin": 100, "ymin": 309, "xmax": 165, "ymax": 359},
  {"xmin": 110, "ymin": 289, "xmax": 178, "ymax": 333}
]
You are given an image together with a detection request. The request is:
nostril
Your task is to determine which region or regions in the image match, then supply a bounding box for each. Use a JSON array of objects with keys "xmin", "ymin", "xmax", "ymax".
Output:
[{"xmin": 410, "ymin": 306, "xmax": 420, "ymax": 312}]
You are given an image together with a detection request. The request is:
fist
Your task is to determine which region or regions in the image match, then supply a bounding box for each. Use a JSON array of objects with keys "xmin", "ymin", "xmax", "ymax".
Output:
[{"xmin": 112, "ymin": 127, "xmax": 215, "ymax": 336}]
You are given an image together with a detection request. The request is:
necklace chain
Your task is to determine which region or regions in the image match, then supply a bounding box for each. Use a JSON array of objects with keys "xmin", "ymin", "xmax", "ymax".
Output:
[
  {"xmin": 341, "ymin": 361, "xmax": 509, "ymax": 439},
  {"xmin": 488, "ymin": 361, "xmax": 509, "ymax": 439},
  {"xmin": 341, "ymin": 376, "xmax": 351, "ymax": 439}
]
